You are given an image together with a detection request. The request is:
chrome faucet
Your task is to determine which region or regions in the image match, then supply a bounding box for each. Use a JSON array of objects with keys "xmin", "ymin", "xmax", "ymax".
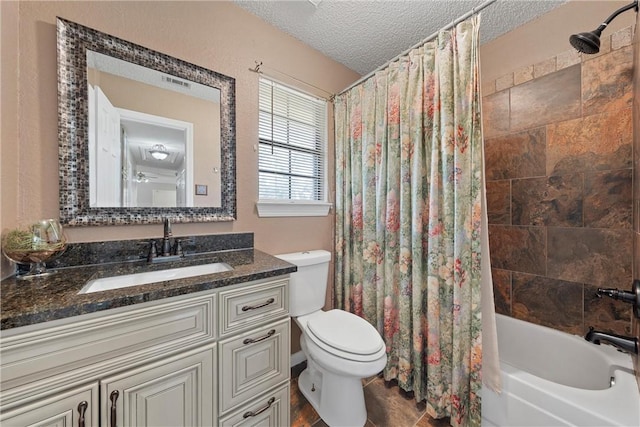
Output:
[
  {"xmin": 585, "ymin": 327, "xmax": 638, "ymax": 355},
  {"xmin": 147, "ymin": 218, "xmax": 184, "ymax": 263}
]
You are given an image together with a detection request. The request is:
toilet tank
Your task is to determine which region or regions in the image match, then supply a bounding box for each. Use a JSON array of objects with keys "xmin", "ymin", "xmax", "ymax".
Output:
[{"xmin": 275, "ymin": 250, "xmax": 331, "ymax": 317}]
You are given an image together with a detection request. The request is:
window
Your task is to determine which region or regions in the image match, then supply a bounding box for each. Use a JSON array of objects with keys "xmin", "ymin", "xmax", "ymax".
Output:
[{"xmin": 257, "ymin": 77, "xmax": 331, "ymax": 217}]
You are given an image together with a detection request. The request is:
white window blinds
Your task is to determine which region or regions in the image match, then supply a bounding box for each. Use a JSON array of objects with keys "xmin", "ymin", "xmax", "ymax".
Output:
[{"xmin": 258, "ymin": 77, "xmax": 327, "ymax": 202}]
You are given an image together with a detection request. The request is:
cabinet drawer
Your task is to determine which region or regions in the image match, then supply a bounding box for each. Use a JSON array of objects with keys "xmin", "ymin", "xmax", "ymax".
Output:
[
  {"xmin": 219, "ymin": 383, "xmax": 289, "ymax": 427},
  {"xmin": 219, "ymin": 319, "xmax": 290, "ymax": 414},
  {"xmin": 1, "ymin": 293, "xmax": 215, "ymax": 402},
  {"xmin": 219, "ymin": 279, "xmax": 288, "ymax": 337}
]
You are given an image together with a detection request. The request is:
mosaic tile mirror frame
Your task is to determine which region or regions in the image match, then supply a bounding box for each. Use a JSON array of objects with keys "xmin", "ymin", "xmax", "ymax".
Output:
[{"xmin": 57, "ymin": 18, "xmax": 236, "ymax": 226}]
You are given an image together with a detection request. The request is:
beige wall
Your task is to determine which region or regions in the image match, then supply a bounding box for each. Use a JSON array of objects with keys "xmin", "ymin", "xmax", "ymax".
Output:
[
  {"xmin": 0, "ymin": 0, "xmax": 358, "ymax": 252},
  {"xmin": 1, "ymin": 0, "xmax": 359, "ymax": 351},
  {"xmin": 1, "ymin": 1, "xmax": 19, "ymax": 278},
  {"xmin": 5, "ymin": 0, "xmax": 637, "ymax": 356}
]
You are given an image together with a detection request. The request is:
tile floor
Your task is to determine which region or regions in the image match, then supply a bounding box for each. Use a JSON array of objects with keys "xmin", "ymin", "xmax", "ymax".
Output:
[{"xmin": 290, "ymin": 363, "xmax": 451, "ymax": 427}]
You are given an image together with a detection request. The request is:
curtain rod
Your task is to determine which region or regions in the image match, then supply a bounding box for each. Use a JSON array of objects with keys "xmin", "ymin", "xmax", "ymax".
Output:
[
  {"xmin": 249, "ymin": 61, "xmax": 335, "ymax": 101},
  {"xmin": 337, "ymin": 0, "xmax": 497, "ymax": 96}
]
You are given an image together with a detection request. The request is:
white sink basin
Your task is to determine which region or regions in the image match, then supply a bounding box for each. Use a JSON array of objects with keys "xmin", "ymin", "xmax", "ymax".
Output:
[{"xmin": 78, "ymin": 262, "xmax": 233, "ymax": 294}]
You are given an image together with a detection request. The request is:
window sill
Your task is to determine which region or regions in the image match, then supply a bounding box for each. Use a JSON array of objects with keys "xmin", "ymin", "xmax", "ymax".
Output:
[{"xmin": 256, "ymin": 200, "xmax": 332, "ymax": 217}]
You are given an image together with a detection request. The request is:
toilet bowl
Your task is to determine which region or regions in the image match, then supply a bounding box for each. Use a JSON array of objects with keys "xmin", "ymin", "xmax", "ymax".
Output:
[
  {"xmin": 296, "ymin": 310, "xmax": 387, "ymax": 426},
  {"xmin": 276, "ymin": 250, "xmax": 387, "ymax": 427},
  {"xmin": 297, "ymin": 310, "xmax": 386, "ymax": 372}
]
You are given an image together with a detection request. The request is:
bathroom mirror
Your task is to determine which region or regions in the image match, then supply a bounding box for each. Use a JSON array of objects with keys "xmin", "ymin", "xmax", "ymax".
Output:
[{"xmin": 57, "ymin": 17, "xmax": 236, "ymax": 225}]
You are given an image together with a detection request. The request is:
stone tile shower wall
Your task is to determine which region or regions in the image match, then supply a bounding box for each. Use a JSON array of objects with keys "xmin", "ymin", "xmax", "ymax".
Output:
[
  {"xmin": 483, "ymin": 25, "xmax": 636, "ymax": 336},
  {"xmin": 632, "ymin": 11, "xmax": 639, "ymax": 385}
]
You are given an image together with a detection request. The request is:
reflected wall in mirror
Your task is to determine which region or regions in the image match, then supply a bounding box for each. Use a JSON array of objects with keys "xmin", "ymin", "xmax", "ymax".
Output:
[
  {"xmin": 58, "ymin": 18, "xmax": 236, "ymax": 225},
  {"xmin": 87, "ymin": 51, "xmax": 221, "ymax": 208}
]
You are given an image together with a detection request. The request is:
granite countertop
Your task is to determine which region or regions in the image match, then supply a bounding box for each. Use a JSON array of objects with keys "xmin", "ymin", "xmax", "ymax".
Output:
[{"xmin": 0, "ymin": 249, "xmax": 296, "ymax": 331}]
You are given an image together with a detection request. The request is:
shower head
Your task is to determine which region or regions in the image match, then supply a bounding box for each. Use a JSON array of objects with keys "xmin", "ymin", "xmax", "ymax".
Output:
[
  {"xmin": 569, "ymin": 0, "xmax": 638, "ymax": 54},
  {"xmin": 569, "ymin": 29, "xmax": 602, "ymax": 54}
]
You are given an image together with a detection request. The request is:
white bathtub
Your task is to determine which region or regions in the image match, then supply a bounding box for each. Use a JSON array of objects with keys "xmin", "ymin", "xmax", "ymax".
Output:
[{"xmin": 482, "ymin": 314, "xmax": 640, "ymax": 427}]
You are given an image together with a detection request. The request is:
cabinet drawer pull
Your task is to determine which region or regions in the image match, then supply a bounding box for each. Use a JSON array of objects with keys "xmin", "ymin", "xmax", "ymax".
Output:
[
  {"xmin": 243, "ymin": 329, "xmax": 276, "ymax": 344},
  {"xmin": 242, "ymin": 397, "xmax": 276, "ymax": 418},
  {"xmin": 110, "ymin": 390, "xmax": 119, "ymax": 427},
  {"xmin": 77, "ymin": 401, "xmax": 88, "ymax": 427},
  {"xmin": 242, "ymin": 298, "xmax": 275, "ymax": 311}
]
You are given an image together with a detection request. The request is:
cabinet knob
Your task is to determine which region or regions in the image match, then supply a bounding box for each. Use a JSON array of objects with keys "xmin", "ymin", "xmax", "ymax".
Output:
[{"xmin": 243, "ymin": 397, "xmax": 276, "ymax": 418}]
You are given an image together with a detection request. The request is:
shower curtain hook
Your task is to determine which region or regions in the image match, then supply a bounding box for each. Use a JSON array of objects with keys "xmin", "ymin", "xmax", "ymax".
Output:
[{"xmin": 249, "ymin": 60, "xmax": 263, "ymax": 73}]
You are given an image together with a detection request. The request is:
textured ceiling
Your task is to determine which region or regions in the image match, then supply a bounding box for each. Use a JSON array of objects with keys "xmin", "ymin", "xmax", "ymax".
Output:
[{"xmin": 234, "ymin": 0, "xmax": 567, "ymax": 75}]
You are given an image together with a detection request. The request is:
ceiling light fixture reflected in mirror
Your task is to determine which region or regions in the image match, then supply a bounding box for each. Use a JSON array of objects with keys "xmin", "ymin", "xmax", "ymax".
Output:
[{"xmin": 149, "ymin": 144, "xmax": 169, "ymax": 160}]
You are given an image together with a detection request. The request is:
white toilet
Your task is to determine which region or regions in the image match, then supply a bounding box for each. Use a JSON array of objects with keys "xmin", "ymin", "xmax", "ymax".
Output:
[{"xmin": 276, "ymin": 250, "xmax": 387, "ymax": 427}]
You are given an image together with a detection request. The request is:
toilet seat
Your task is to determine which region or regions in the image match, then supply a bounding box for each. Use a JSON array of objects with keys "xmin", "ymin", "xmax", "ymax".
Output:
[{"xmin": 304, "ymin": 310, "xmax": 386, "ymax": 362}]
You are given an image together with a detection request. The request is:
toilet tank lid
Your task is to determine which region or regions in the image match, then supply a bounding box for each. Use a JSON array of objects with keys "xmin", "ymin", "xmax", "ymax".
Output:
[{"xmin": 275, "ymin": 250, "xmax": 331, "ymax": 267}]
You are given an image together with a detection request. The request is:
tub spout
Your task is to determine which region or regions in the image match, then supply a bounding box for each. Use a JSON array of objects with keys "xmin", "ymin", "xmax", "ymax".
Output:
[{"xmin": 585, "ymin": 327, "xmax": 638, "ymax": 355}]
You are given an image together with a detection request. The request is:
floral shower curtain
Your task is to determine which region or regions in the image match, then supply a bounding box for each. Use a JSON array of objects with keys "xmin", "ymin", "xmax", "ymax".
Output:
[{"xmin": 334, "ymin": 16, "xmax": 483, "ymax": 426}]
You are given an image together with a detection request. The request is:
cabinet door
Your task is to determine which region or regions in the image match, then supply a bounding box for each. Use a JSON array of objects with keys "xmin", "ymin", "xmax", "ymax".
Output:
[
  {"xmin": 0, "ymin": 383, "xmax": 98, "ymax": 427},
  {"xmin": 101, "ymin": 344, "xmax": 215, "ymax": 427},
  {"xmin": 219, "ymin": 319, "xmax": 290, "ymax": 413},
  {"xmin": 219, "ymin": 384, "xmax": 289, "ymax": 427}
]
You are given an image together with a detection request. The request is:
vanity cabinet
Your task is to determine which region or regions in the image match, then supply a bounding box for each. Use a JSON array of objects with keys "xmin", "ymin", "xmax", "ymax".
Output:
[{"xmin": 0, "ymin": 276, "xmax": 290, "ymax": 427}]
